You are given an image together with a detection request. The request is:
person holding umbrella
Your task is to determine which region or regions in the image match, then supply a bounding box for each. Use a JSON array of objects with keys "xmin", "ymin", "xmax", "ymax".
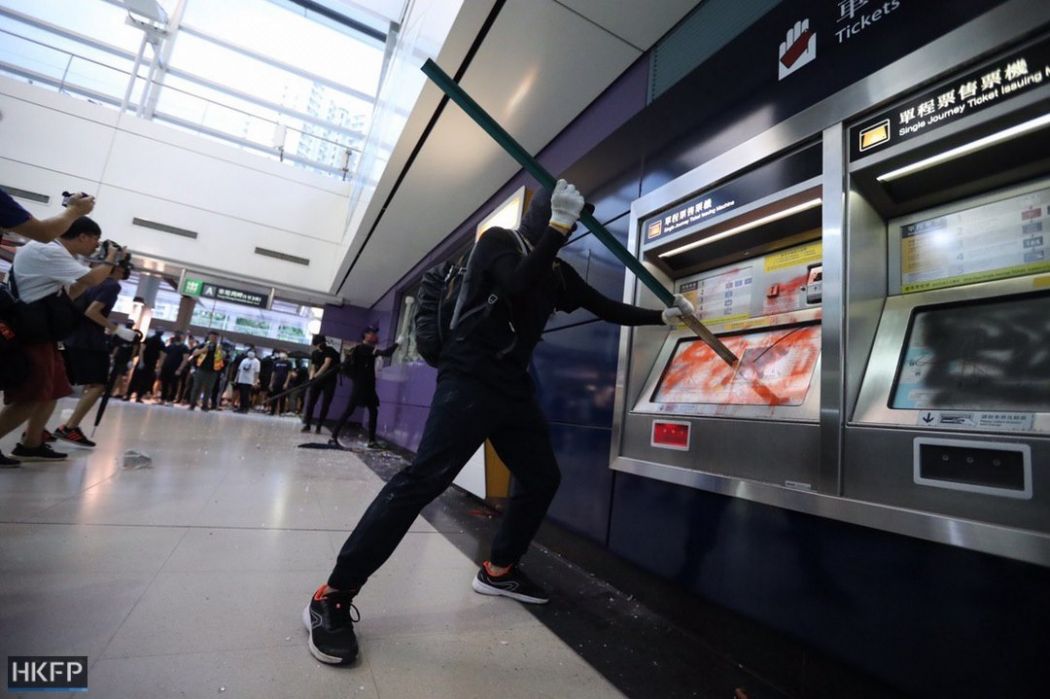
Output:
[{"xmin": 54, "ymin": 258, "xmax": 135, "ymax": 447}]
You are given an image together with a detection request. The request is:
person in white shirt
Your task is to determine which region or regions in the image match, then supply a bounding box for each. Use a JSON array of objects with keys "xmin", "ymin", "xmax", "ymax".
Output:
[
  {"xmin": 235, "ymin": 350, "xmax": 262, "ymax": 414},
  {"xmin": 0, "ymin": 217, "xmax": 127, "ymax": 466}
]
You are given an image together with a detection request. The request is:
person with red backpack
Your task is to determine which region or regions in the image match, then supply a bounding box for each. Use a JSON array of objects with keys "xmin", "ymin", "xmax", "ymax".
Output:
[{"xmin": 304, "ymin": 180, "xmax": 695, "ymax": 665}]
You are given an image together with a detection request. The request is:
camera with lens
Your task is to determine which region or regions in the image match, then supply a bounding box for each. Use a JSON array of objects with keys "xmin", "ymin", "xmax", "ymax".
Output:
[
  {"xmin": 93, "ymin": 239, "xmax": 131, "ymax": 263},
  {"xmin": 61, "ymin": 190, "xmax": 86, "ymax": 207}
]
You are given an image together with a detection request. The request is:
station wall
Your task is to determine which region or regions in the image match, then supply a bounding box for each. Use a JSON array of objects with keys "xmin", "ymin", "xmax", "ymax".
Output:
[
  {"xmin": 0, "ymin": 76, "xmax": 351, "ymax": 293},
  {"xmin": 321, "ymin": 3, "xmax": 1050, "ymax": 695}
]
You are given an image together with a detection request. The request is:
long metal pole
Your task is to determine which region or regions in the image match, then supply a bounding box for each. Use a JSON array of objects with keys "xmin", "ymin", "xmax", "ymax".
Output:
[{"xmin": 420, "ymin": 59, "xmax": 737, "ymax": 366}]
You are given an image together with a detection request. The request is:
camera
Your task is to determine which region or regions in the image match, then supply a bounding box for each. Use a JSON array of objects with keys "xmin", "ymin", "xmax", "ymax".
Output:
[
  {"xmin": 93, "ymin": 240, "xmax": 131, "ymax": 263},
  {"xmin": 61, "ymin": 190, "xmax": 87, "ymax": 207}
]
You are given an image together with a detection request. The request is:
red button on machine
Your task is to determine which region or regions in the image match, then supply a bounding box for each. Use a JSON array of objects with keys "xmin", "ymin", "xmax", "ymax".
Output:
[{"xmin": 651, "ymin": 421, "xmax": 691, "ymax": 451}]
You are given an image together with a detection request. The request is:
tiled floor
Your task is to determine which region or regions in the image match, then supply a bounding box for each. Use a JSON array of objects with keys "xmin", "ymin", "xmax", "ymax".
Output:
[{"xmin": 0, "ymin": 400, "xmax": 621, "ymax": 699}]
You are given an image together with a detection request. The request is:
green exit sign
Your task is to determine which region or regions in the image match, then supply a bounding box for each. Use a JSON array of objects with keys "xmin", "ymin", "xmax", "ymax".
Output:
[{"xmin": 182, "ymin": 277, "xmax": 203, "ymax": 296}]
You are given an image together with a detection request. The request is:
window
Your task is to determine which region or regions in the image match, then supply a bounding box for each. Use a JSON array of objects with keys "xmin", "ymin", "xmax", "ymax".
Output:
[{"xmin": 181, "ymin": 0, "xmax": 384, "ymax": 93}]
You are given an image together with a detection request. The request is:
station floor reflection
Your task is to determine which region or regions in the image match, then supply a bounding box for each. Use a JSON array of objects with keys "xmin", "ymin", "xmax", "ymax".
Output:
[{"xmin": 0, "ymin": 399, "xmax": 619, "ymax": 699}]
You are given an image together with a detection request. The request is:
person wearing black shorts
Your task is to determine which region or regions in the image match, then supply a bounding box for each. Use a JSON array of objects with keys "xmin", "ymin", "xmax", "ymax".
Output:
[{"xmin": 55, "ymin": 260, "xmax": 134, "ymax": 448}]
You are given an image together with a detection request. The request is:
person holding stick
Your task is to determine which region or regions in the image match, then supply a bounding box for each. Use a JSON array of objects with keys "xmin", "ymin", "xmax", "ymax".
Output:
[{"xmin": 303, "ymin": 180, "xmax": 693, "ymax": 664}]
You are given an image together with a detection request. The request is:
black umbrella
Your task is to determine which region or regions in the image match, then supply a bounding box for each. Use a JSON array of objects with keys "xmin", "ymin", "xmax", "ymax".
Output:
[{"xmin": 91, "ymin": 336, "xmax": 138, "ymax": 438}]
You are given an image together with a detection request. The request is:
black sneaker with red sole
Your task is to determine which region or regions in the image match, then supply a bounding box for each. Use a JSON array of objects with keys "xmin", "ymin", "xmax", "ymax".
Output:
[
  {"xmin": 54, "ymin": 425, "xmax": 97, "ymax": 448},
  {"xmin": 303, "ymin": 585, "xmax": 359, "ymax": 665}
]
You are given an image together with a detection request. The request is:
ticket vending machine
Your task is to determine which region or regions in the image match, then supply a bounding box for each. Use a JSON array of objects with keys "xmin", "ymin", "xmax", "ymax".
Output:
[
  {"xmin": 844, "ymin": 35, "xmax": 1050, "ymax": 535},
  {"xmin": 612, "ymin": 142, "xmax": 828, "ymax": 490},
  {"xmin": 611, "ymin": 17, "xmax": 1050, "ymax": 563}
]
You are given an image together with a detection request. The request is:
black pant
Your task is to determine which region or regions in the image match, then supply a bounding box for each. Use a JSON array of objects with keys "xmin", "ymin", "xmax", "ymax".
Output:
[
  {"xmin": 127, "ymin": 365, "xmax": 156, "ymax": 398},
  {"xmin": 328, "ymin": 376, "xmax": 561, "ymax": 591},
  {"xmin": 160, "ymin": 368, "xmax": 179, "ymax": 402},
  {"xmin": 332, "ymin": 395, "xmax": 378, "ymax": 443},
  {"xmin": 304, "ymin": 380, "xmax": 335, "ymax": 427},
  {"xmin": 237, "ymin": 383, "xmax": 252, "ymax": 412}
]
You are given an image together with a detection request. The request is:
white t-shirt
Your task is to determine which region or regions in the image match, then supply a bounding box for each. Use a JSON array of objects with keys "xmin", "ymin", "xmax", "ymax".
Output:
[
  {"xmin": 236, "ymin": 357, "xmax": 261, "ymax": 385},
  {"xmin": 12, "ymin": 240, "xmax": 89, "ymax": 303}
]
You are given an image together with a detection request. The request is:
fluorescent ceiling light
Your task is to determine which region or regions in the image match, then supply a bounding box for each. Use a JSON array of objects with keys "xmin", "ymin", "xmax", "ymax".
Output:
[
  {"xmin": 658, "ymin": 198, "xmax": 822, "ymax": 259},
  {"xmin": 877, "ymin": 112, "xmax": 1050, "ymax": 182}
]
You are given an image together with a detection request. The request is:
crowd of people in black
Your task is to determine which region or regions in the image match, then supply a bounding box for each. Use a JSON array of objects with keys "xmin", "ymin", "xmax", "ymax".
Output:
[
  {"xmin": 111, "ymin": 329, "xmax": 312, "ymax": 417},
  {"xmin": 0, "ymin": 184, "xmax": 324, "ymax": 461}
]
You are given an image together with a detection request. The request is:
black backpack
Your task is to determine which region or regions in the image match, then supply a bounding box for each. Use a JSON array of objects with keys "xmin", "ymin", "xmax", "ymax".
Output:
[{"xmin": 414, "ymin": 229, "xmax": 529, "ymax": 368}]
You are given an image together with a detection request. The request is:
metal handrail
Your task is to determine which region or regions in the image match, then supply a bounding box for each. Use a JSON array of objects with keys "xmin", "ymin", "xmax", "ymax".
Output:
[{"xmin": 0, "ymin": 27, "xmax": 363, "ymax": 177}]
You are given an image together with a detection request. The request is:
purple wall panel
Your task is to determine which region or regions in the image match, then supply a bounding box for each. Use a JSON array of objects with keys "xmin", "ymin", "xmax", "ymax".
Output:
[{"xmin": 325, "ymin": 55, "xmax": 652, "ymax": 448}]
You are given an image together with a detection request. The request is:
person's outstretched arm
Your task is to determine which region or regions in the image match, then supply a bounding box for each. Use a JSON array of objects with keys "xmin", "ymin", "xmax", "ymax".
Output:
[
  {"xmin": 561, "ymin": 264, "xmax": 694, "ymax": 328},
  {"xmin": 376, "ymin": 341, "xmax": 400, "ymax": 358},
  {"xmin": 2, "ymin": 190, "xmax": 96, "ymax": 242}
]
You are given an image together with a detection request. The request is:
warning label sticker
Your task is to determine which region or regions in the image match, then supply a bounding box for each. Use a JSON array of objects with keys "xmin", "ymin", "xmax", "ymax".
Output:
[{"xmin": 916, "ymin": 411, "xmax": 1035, "ymax": 432}]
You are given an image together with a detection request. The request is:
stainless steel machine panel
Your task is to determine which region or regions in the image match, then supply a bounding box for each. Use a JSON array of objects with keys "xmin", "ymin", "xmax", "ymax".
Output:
[
  {"xmin": 853, "ymin": 180, "xmax": 1050, "ymax": 435},
  {"xmin": 843, "ymin": 427, "xmax": 1049, "ymax": 532}
]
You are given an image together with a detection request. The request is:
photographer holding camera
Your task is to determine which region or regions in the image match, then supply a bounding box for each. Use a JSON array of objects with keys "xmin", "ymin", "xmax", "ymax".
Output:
[
  {"xmin": 1, "ymin": 188, "xmax": 95, "ymax": 243},
  {"xmin": 53, "ymin": 257, "xmax": 134, "ymax": 448},
  {"xmin": 0, "ymin": 216, "xmax": 130, "ymax": 465}
]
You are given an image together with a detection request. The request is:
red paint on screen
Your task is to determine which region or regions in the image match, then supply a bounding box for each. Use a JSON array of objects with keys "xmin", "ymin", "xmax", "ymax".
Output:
[{"xmin": 655, "ymin": 325, "xmax": 821, "ymax": 407}]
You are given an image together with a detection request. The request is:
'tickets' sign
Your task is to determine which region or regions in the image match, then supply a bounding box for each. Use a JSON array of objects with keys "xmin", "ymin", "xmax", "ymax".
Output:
[{"xmin": 850, "ymin": 32, "xmax": 1050, "ymax": 160}]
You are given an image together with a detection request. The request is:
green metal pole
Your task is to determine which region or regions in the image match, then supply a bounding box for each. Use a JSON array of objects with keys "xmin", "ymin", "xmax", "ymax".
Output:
[{"xmin": 420, "ymin": 59, "xmax": 737, "ymax": 366}]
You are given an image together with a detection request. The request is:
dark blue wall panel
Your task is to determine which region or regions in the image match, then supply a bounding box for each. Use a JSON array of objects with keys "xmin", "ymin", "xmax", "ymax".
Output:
[
  {"xmin": 545, "ymin": 423, "xmax": 614, "ymax": 544},
  {"xmin": 531, "ymin": 320, "xmax": 620, "ymax": 429},
  {"xmin": 608, "ymin": 472, "xmax": 1050, "ymax": 697}
]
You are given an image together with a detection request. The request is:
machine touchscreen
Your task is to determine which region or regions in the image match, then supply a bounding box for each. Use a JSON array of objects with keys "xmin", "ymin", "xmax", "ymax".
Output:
[
  {"xmin": 653, "ymin": 324, "xmax": 821, "ymax": 406},
  {"xmin": 891, "ymin": 293, "xmax": 1050, "ymax": 411}
]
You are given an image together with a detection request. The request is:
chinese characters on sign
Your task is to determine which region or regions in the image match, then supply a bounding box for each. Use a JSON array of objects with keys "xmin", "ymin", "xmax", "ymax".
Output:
[
  {"xmin": 198, "ymin": 282, "xmax": 271, "ymax": 309},
  {"xmin": 644, "ymin": 194, "xmax": 738, "ymax": 242},
  {"xmin": 850, "ymin": 37, "xmax": 1050, "ymax": 159}
]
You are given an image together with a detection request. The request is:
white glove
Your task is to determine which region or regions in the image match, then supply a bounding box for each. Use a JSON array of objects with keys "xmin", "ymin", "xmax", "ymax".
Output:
[
  {"xmin": 549, "ymin": 179, "xmax": 585, "ymax": 233},
  {"xmin": 395, "ymin": 336, "xmax": 404, "ymax": 345},
  {"xmin": 661, "ymin": 294, "xmax": 696, "ymax": 327},
  {"xmin": 114, "ymin": 326, "xmax": 137, "ymax": 342}
]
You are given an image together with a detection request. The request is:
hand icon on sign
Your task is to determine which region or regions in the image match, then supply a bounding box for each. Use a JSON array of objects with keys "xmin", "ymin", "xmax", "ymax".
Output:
[{"xmin": 778, "ymin": 19, "xmax": 816, "ymax": 80}]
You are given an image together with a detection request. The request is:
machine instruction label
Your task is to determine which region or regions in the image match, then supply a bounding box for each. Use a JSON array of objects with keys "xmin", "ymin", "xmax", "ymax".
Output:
[
  {"xmin": 850, "ymin": 33, "xmax": 1050, "ymax": 160},
  {"xmin": 900, "ymin": 187, "xmax": 1050, "ymax": 293},
  {"xmin": 765, "ymin": 241, "xmax": 822, "ymax": 272},
  {"xmin": 678, "ymin": 266, "xmax": 754, "ymax": 324},
  {"xmin": 916, "ymin": 411, "xmax": 1035, "ymax": 432}
]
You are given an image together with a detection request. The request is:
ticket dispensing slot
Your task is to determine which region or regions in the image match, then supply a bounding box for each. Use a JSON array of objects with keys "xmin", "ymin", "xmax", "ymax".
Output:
[
  {"xmin": 845, "ymin": 57, "xmax": 1050, "ymax": 535},
  {"xmin": 616, "ymin": 142, "xmax": 826, "ymax": 489}
]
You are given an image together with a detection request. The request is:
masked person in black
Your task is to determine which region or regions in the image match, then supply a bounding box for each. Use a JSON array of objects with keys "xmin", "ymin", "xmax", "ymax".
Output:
[
  {"xmin": 304, "ymin": 180, "xmax": 695, "ymax": 665},
  {"xmin": 159, "ymin": 334, "xmax": 189, "ymax": 405},
  {"xmin": 124, "ymin": 329, "xmax": 164, "ymax": 402},
  {"xmin": 183, "ymin": 331, "xmax": 225, "ymax": 411},
  {"xmin": 269, "ymin": 351, "xmax": 292, "ymax": 416},
  {"xmin": 301, "ymin": 335, "xmax": 340, "ymax": 434},
  {"xmin": 329, "ymin": 327, "xmax": 399, "ymax": 449}
]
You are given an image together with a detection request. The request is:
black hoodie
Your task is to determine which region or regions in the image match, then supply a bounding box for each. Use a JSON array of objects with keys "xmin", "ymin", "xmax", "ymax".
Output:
[{"xmin": 438, "ymin": 188, "xmax": 663, "ymax": 397}]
